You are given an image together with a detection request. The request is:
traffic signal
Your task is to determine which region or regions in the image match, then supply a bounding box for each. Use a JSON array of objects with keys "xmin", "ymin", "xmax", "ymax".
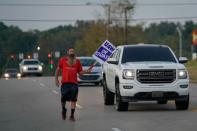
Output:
[
  {"xmin": 50, "ymin": 60, "xmax": 54, "ymax": 69},
  {"xmin": 48, "ymin": 53, "xmax": 52, "ymax": 58}
]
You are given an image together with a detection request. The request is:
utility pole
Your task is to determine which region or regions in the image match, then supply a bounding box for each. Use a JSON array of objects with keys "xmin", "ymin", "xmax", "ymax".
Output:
[
  {"xmin": 124, "ymin": 7, "xmax": 128, "ymax": 44},
  {"xmin": 106, "ymin": 4, "xmax": 111, "ymax": 39},
  {"xmin": 176, "ymin": 26, "xmax": 182, "ymax": 57},
  {"xmin": 123, "ymin": 5, "xmax": 133, "ymax": 44}
]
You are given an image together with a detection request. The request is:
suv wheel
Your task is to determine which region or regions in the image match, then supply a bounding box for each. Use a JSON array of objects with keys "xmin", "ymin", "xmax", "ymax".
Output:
[
  {"xmin": 157, "ymin": 100, "xmax": 168, "ymax": 104},
  {"xmin": 115, "ymin": 83, "xmax": 128, "ymax": 111},
  {"xmin": 175, "ymin": 95, "xmax": 189, "ymax": 110},
  {"xmin": 103, "ymin": 79, "xmax": 114, "ymax": 105}
]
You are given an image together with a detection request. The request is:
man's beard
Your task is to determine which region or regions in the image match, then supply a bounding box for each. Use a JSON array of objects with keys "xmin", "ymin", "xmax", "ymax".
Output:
[{"xmin": 68, "ymin": 54, "xmax": 76, "ymax": 66}]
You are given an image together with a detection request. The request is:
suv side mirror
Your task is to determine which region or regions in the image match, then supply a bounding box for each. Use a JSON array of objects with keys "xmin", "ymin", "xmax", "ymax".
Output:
[
  {"xmin": 41, "ymin": 63, "xmax": 44, "ymax": 66},
  {"xmin": 107, "ymin": 58, "xmax": 118, "ymax": 65},
  {"xmin": 179, "ymin": 57, "xmax": 188, "ymax": 64}
]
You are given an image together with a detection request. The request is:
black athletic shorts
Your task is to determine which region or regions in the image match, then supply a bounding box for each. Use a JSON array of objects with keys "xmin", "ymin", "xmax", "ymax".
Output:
[{"xmin": 61, "ymin": 83, "xmax": 78, "ymax": 102}]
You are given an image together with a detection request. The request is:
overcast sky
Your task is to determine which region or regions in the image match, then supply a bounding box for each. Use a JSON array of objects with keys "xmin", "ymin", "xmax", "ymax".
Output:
[{"xmin": 0, "ymin": 0, "xmax": 197, "ymax": 31}]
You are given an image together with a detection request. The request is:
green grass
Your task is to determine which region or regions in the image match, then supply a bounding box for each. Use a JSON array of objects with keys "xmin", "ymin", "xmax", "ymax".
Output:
[{"xmin": 186, "ymin": 60, "xmax": 197, "ymax": 81}]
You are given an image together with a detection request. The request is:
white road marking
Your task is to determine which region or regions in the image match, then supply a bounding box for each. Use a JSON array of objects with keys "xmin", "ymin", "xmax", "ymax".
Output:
[
  {"xmin": 112, "ymin": 128, "xmax": 122, "ymax": 131},
  {"xmin": 52, "ymin": 90, "xmax": 59, "ymax": 94},
  {"xmin": 32, "ymin": 79, "xmax": 36, "ymax": 82},
  {"xmin": 40, "ymin": 83, "xmax": 45, "ymax": 87},
  {"xmin": 76, "ymin": 103, "xmax": 83, "ymax": 109}
]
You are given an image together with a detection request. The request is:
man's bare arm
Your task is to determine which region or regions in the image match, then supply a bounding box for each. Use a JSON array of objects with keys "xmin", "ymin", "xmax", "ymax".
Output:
[
  {"xmin": 79, "ymin": 62, "xmax": 95, "ymax": 75},
  {"xmin": 55, "ymin": 67, "xmax": 61, "ymax": 87},
  {"xmin": 79, "ymin": 70, "xmax": 90, "ymax": 75}
]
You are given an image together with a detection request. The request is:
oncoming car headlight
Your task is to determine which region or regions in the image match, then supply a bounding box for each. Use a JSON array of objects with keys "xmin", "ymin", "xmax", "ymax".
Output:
[
  {"xmin": 178, "ymin": 69, "xmax": 187, "ymax": 79},
  {"xmin": 17, "ymin": 73, "xmax": 21, "ymax": 78},
  {"xmin": 4, "ymin": 73, "xmax": 9, "ymax": 78},
  {"xmin": 123, "ymin": 69, "xmax": 135, "ymax": 79},
  {"xmin": 23, "ymin": 66, "xmax": 27, "ymax": 71},
  {"xmin": 38, "ymin": 66, "xmax": 43, "ymax": 71}
]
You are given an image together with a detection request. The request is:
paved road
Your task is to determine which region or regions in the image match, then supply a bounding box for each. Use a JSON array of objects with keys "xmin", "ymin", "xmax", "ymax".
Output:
[{"xmin": 0, "ymin": 77, "xmax": 197, "ymax": 131}]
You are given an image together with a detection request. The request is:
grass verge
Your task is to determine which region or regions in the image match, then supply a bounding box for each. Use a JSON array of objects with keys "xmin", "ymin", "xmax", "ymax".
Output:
[{"xmin": 186, "ymin": 60, "xmax": 197, "ymax": 82}]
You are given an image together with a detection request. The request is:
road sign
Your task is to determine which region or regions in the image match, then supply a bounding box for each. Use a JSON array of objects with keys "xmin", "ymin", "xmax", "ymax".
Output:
[
  {"xmin": 93, "ymin": 40, "xmax": 116, "ymax": 64},
  {"xmin": 33, "ymin": 53, "xmax": 38, "ymax": 59},
  {"xmin": 19, "ymin": 53, "xmax": 24, "ymax": 60},
  {"xmin": 55, "ymin": 51, "xmax": 60, "ymax": 58},
  {"xmin": 192, "ymin": 29, "xmax": 197, "ymax": 45}
]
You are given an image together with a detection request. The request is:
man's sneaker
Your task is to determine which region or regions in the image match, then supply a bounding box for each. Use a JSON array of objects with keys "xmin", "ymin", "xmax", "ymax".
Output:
[
  {"xmin": 61, "ymin": 109, "xmax": 67, "ymax": 120},
  {"xmin": 69, "ymin": 116, "xmax": 76, "ymax": 122}
]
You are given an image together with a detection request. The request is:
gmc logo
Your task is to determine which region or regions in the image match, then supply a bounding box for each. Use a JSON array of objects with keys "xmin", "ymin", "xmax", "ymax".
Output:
[{"xmin": 149, "ymin": 72, "xmax": 164, "ymax": 77}]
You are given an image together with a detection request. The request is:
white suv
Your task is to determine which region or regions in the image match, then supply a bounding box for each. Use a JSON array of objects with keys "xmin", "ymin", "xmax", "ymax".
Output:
[
  {"xmin": 19, "ymin": 59, "xmax": 43, "ymax": 76},
  {"xmin": 102, "ymin": 44, "xmax": 189, "ymax": 111}
]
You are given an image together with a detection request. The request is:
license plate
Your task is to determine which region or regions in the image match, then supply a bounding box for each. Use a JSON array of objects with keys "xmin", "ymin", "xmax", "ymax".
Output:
[{"xmin": 152, "ymin": 92, "xmax": 163, "ymax": 98}]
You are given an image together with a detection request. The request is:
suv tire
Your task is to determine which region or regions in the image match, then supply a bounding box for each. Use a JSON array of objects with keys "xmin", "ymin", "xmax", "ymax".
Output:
[
  {"xmin": 175, "ymin": 95, "xmax": 189, "ymax": 110},
  {"xmin": 103, "ymin": 79, "xmax": 114, "ymax": 105},
  {"xmin": 115, "ymin": 83, "xmax": 128, "ymax": 111}
]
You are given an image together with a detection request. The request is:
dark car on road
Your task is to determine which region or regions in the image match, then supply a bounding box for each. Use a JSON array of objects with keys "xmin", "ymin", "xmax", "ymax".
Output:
[{"xmin": 2, "ymin": 68, "xmax": 21, "ymax": 79}]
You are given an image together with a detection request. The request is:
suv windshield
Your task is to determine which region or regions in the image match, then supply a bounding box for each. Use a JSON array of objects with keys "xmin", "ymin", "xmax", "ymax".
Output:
[
  {"xmin": 79, "ymin": 58, "xmax": 101, "ymax": 67},
  {"xmin": 122, "ymin": 46, "xmax": 177, "ymax": 63},
  {"xmin": 24, "ymin": 60, "xmax": 39, "ymax": 65}
]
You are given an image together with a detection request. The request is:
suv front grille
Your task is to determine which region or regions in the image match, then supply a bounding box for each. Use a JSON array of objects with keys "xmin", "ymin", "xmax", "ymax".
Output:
[
  {"xmin": 137, "ymin": 69, "xmax": 176, "ymax": 84},
  {"xmin": 79, "ymin": 75, "xmax": 100, "ymax": 80},
  {"xmin": 28, "ymin": 67, "xmax": 38, "ymax": 71}
]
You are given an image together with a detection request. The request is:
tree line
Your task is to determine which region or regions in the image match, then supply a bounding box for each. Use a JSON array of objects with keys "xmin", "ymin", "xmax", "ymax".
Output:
[{"xmin": 0, "ymin": 20, "xmax": 197, "ymax": 75}]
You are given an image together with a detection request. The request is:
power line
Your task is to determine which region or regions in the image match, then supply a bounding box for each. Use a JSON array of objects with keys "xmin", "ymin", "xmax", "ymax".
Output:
[
  {"xmin": 0, "ymin": 3, "xmax": 197, "ymax": 7},
  {"xmin": 132, "ymin": 16, "xmax": 197, "ymax": 21},
  {"xmin": 1, "ymin": 16, "xmax": 197, "ymax": 22},
  {"xmin": 136, "ymin": 3, "xmax": 197, "ymax": 6},
  {"xmin": 0, "ymin": 3, "xmax": 91, "ymax": 7},
  {"xmin": 0, "ymin": 19, "xmax": 93, "ymax": 22}
]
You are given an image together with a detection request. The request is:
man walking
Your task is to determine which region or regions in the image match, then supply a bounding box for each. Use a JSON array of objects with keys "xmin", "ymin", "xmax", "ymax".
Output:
[{"xmin": 55, "ymin": 48, "xmax": 92, "ymax": 121}]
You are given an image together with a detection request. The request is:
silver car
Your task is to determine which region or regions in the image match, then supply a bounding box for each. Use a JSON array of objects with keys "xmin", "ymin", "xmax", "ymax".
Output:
[
  {"xmin": 77, "ymin": 57, "xmax": 103, "ymax": 86},
  {"xmin": 19, "ymin": 59, "xmax": 43, "ymax": 76}
]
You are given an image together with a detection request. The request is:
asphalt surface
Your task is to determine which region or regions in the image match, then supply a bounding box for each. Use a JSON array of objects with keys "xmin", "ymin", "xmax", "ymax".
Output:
[{"xmin": 0, "ymin": 77, "xmax": 197, "ymax": 131}]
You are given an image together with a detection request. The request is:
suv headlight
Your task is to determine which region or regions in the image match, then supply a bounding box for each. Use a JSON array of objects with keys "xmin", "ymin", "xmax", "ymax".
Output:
[
  {"xmin": 38, "ymin": 65, "xmax": 43, "ymax": 71},
  {"xmin": 178, "ymin": 69, "xmax": 187, "ymax": 79},
  {"xmin": 123, "ymin": 69, "xmax": 135, "ymax": 79},
  {"xmin": 17, "ymin": 73, "xmax": 21, "ymax": 78}
]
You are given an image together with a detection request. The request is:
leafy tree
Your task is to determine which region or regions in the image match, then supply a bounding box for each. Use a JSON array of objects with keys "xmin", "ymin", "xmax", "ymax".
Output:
[{"xmin": 1, "ymin": 20, "xmax": 197, "ymax": 75}]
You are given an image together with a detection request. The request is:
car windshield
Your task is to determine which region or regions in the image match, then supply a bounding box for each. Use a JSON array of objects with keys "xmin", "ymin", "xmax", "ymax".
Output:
[
  {"xmin": 24, "ymin": 60, "xmax": 39, "ymax": 65},
  {"xmin": 6, "ymin": 69, "xmax": 18, "ymax": 73},
  {"xmin": 122, "ymin": 46, "xmax": 177, "ymax": 63},
  {"xmin": 79, "ymin": 58, "xmax": 101, "ymax": 67}
]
